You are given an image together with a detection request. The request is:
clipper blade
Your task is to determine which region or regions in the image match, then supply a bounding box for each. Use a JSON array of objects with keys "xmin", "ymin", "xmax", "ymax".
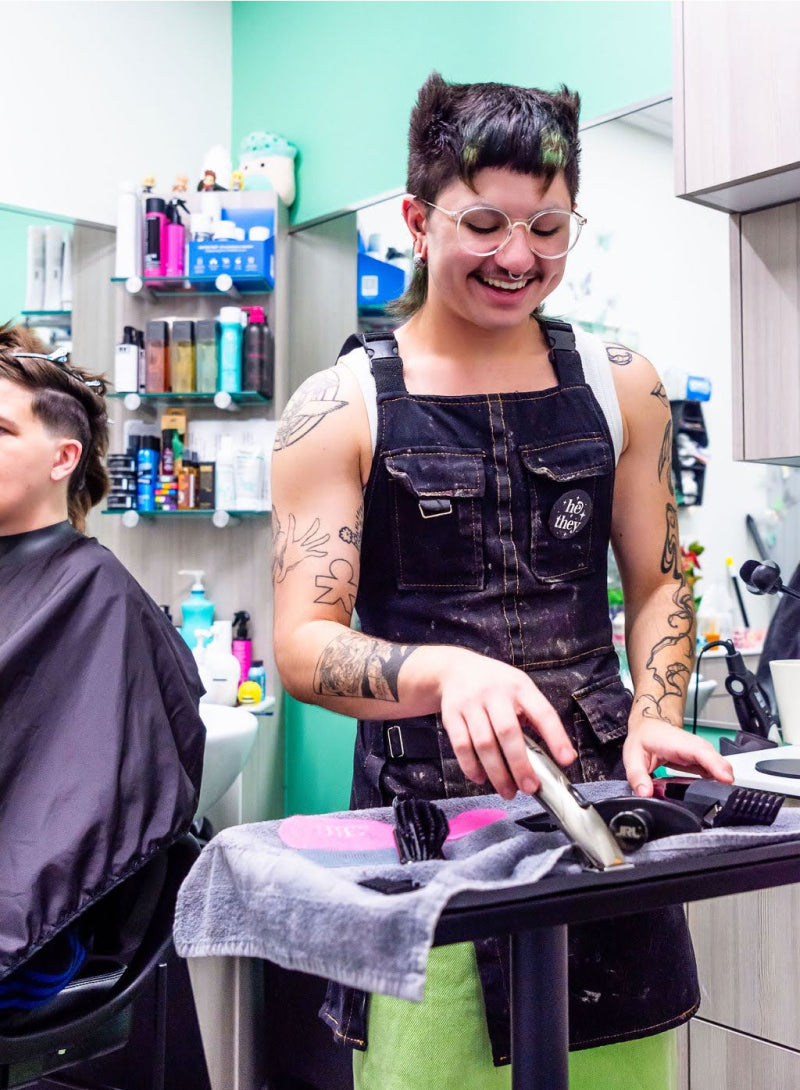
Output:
[{"xmin": 710, "ymin": 785, "xmax": 785, "ymax": 828}]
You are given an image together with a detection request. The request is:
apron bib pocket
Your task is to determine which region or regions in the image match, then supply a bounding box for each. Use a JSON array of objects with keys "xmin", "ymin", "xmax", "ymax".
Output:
[{"xmin": 384, "ymin": 450, "xmax": 486, "ymax": 590}]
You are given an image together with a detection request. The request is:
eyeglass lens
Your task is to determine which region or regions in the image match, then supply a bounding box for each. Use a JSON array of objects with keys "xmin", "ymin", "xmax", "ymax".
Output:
[{"xmin": 456, "ymin": 207, "xmax": 581, "ymax": 259}]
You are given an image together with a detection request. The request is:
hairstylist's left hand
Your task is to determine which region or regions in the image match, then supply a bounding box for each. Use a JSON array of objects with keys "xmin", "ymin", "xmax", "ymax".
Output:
[{"xmin": 623, "ymin": 718, "xmax": 734, "ymax": 798}]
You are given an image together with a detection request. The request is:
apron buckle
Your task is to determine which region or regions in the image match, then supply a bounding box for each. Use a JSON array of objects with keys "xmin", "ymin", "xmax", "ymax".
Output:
[
  {"xmin": 418, "ymin": 498, "xmax": 452, "ymax": 519},
  {"xmin": 387, "ymin": 724, "xmax": 405, "ymax": 758}
]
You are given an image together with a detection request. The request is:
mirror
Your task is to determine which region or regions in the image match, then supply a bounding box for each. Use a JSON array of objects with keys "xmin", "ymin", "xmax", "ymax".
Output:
[{"xmin": 0, "ymin": 204, "xmax": 76, "ymax": 348}]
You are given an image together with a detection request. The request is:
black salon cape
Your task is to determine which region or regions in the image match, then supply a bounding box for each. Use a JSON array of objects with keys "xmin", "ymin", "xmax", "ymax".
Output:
[{"xmin": 0, "ymin": 523, "xmax": 206, "ymax": 981}]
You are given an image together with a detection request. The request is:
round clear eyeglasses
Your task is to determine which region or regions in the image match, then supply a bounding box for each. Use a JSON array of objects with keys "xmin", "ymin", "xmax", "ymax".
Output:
[{"xmin": 417, "ymin": 199, "xmax": 587, "ymax": 259}]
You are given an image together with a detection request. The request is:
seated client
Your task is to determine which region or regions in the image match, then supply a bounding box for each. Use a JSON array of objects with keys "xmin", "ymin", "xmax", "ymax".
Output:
[{"xmin": 0, "ymin": 324, "xmax": 205, "ymax": 1013}]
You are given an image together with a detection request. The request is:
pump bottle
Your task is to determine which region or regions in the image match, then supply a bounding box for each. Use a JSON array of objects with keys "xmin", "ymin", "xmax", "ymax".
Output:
[
  {"xmin": 242, "ymin": 306, "xmax": 274, "ymax": 398},
  {"xmin": 178, "ymin": 569, "xmax": 215, "ymax": 649},
  {"xmin": 232, "ymin": 610, "xmax": 252, "ymax": 686}
]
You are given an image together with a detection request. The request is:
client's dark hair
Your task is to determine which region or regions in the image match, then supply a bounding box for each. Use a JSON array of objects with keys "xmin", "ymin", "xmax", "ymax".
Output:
[
  {"xmin": 394, "ymin": 72, "xmax": 582, "ymax": 318},
  {"xmin": 0, "ymin": 322, "xmax": 109, "ymax": 532}
]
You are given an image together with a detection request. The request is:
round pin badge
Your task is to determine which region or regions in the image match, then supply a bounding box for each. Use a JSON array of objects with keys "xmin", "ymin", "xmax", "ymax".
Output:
[{"xmin": 549, "ymin": 489, "xmax": 592, "ymax": 539}]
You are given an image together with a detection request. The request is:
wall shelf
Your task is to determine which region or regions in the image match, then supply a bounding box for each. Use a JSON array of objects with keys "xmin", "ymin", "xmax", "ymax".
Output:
[
  {"xmin": 112, "ymin": 274, "xmax": 272, "ymax": 300},
  {"xmin": 109, "ymin": 390, "xmax": 271, "ymax": 411},
  {"xmin": 102, "ymin": 508, "xmax": 270, "ymax": 529}
]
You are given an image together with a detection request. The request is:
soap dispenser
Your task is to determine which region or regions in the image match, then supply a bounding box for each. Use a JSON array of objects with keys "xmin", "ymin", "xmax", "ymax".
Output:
[{"xmin": 179, "ymin": 569, "xmax": 215, "ymax": 649}]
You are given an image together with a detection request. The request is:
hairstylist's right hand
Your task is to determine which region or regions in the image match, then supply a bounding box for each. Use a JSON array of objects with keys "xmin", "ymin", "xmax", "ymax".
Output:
[{"xmin": 437, "ymin": 648, "xmax": 577, "ymax": 800}]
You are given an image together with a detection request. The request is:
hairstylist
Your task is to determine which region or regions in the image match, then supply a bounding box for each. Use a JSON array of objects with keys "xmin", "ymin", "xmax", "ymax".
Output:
[{"xmin": 272, "ymin": 74, "xmax": 732, "ymax": 1090}]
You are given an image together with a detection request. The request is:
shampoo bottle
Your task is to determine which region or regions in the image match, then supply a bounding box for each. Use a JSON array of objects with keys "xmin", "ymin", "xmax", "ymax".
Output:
[
  {"xmin": 232, "ymin": 611, "xmax": 252, "ymax": 685},
  {"xmin": 144, "ymin": 197, "xmax": 167, "ymax": 279},
  {"xmin": 200, "ymin": 628, "xmax": 241, "ymax": 706},
  {"xmin": 242, "ymin": 305, "xmax": 274, "ymax": 398},
  {"xmin": 165, "ymin": 198, "xmax": 187, "ymax": 277},
  {"xmin": 114, "ymin": 326, "xmax": 139, "ymax": 393},
  {"xmin": 114, "ymin": 181, "xmax": 143, "ymax": 280},
  {"xmin": 178, "ymin": 569, "xmax": 215, "ymax": 649},
  {"xmin": 218, "ymin": 306, "xmax": 243, "ymax": 393}
]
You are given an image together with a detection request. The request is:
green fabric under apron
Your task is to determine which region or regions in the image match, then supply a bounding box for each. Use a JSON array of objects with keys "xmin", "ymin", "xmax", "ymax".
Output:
[{"xmin": 353, "ymin": 942, "xmax": 677, "ymax": 1090}]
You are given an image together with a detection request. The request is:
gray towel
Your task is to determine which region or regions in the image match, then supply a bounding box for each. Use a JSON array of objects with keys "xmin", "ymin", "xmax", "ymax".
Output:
[{"xmin": 173, "ymin": 782, "xmax": 800, "ymax": 1002}]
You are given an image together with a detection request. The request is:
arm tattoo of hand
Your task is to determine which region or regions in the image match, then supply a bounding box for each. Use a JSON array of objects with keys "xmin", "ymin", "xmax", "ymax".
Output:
[
  {"xmin": 339, "ymin": 504, "xmax": 364, "ymax": 550},
  {"xmin": 273, "ymin": 368, "xmax": 347, "ymax": 451},
  {"xmin": 313, "ymin": 632, "xmax": 419, "ymax": 701},
  {"xmin": 635, "ymin": 581, "xmax": 695, "ymax": 722},
  {"xmin": 314, "ymin": 558, "xmax": 358, "ymax": 616},
  {"xmin": 660, "ymin": 503, "xmax": 682, "ymax": 580},
  {"xmin": 606, "ymin": 343, "xmax": 633, "ymax": 366},
  {"xmin": 272, "ymin": 508, "xmax": 330, "ymax": 583},
  {"xmin": 651, "ymin": 382, "xmax": 670, "ymax": 409}
]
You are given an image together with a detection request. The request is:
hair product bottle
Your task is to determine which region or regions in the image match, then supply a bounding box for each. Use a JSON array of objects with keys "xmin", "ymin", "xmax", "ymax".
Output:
[
  {"xmin": 242, "ymin": 305, "xmax": 274, "ymax": 398},
  {"xmin": 171, "ymin": 320, "xmax": 196, "ymax": 392},
  {"xmin": 114, "ymin": 325, "xmax": 139, "ymax": 393},
  {"xmin": 144, "ymin": 197, "xmax": 167, "ymax": 279},
  {"xmin": 165, "ymin": 198, "xmax": 187, "ymax": 278},
  {"xmin": 195, "ymin": 318, "xmax": 219, "ymax": 393},
  {"xmin": 232, "ymin": 611, "xmax": 252, "ymax": 686},
  {"xmin": 219, "ymin": 306, "xmax": 244, "ymax": 393},
  {"xmin": 145, "ymin": 319, "xmax": 170, "ymax": 392}
]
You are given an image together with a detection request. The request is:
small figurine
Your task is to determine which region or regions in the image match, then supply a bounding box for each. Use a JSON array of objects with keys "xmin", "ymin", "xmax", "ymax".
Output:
[
  {"xmin": 238, "ymin": 132, "xmax": 298, "ymax": 206},
  {"xmin": 142, "ymin": 175, "xmax": 156, "ymax": 194},
  {"xmin": 197, "ymin": 169, "xmax": 226, "ymax": 193},
  {"xmin": 172, "ymin": 174, "xmax": 189, "ymax": 195},
  {"xmin": 231, "ymin": 170, "xmax": 245, "ymax": 192}
]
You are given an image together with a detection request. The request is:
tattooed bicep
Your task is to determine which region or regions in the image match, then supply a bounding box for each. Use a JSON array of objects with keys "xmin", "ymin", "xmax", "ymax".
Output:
[{"xmin": 273, "ymin": 368, "xmax": 349, "ymax": 452}]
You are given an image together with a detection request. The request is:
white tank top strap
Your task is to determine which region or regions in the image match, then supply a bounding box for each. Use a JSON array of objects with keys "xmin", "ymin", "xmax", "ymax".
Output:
[{"xmin": 335, "ymin": 325, "xmax": 623, "ymax": 465}]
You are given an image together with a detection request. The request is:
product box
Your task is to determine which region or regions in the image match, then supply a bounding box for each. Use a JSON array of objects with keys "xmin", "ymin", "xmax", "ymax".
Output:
[
  {"xmin": 188, "ymin": 239, "xmax": 274, "ymax": 287},
  {"xmin": 197, "ymin": 461, "xmax": 216, "ymax": 509},
  {"xmin": 357, "ymin": 253, "xmax": 405, "ymax": 307}
]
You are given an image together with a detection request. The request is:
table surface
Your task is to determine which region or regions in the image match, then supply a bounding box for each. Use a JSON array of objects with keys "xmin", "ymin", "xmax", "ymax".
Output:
[{"xmin": 435, "ymin": 836, "xmax": 800, "ymax": 944}]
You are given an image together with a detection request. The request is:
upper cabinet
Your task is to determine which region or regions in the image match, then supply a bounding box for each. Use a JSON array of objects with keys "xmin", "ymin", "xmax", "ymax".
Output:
[{"xmin": 673, "ymin": 1, "xmax": 800, "ymax": 213}]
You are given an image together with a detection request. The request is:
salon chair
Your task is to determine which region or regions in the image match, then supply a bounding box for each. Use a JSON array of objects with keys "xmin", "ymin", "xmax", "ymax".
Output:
[{"xmin": 0, "ymin": 834, "xmax": 200, "ymax": 1090}]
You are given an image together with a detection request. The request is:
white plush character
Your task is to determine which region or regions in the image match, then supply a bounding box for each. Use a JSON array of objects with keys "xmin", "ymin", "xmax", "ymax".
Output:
[{"xmin": 239, "ymin": 132, "xmax": 298, "ymax": 207}]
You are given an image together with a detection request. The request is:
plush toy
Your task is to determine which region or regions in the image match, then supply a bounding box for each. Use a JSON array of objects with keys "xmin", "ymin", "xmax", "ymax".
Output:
[{"xmin": 238, "ymin": 132, "xmax": 298, "ymax": 206}]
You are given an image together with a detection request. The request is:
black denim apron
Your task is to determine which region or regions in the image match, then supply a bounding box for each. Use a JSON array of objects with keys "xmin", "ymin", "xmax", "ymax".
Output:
[{"xmin": 321, "ymin": 320, "xmax": 699, "ymax": 1064}]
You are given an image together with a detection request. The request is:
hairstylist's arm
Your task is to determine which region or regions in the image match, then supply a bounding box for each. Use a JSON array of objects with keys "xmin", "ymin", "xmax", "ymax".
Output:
[
  {"xmin": 609, "ymin": 349, "xmax": 733, "ymax": 797},
  {"xmin": 271, "ymin": 365, "xmax": 575, "ymax": 799}
]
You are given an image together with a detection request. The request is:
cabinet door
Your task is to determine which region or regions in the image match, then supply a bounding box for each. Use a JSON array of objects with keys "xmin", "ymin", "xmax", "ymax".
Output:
[
  {"xmin": 688, "ymin": 885, "xmax": 800, "ymax": 1048},
  {"xmin": 733, "ymin": 202, "xmax": 800, "ymax": 463},
  {"xmin": 690, "ymin": 1020, "xmax": 800, "ymax": 1090},
  {"xmin": 674, "ymin": 1, "xmax": 800, "ymax": 212}
]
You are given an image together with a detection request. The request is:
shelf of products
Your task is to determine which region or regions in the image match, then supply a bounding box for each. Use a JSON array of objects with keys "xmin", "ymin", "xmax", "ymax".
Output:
[
  {"xmin": 671, "ymin": 399, "xmax": 708, "ymax": 507},
  {"xmin": 21, "ymin": 309, "xmax": 72, "ymax": 330}
]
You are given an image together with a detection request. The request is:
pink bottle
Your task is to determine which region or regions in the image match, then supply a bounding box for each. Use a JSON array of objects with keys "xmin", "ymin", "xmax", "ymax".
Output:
[{"xmin": 165, "ymin": 198, "xmax": 187, "ymax": 278}]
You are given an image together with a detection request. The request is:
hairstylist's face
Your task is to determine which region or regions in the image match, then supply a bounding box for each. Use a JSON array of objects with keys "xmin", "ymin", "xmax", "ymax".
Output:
[
  {"xmin": 0, "ymin": 378, "xmax": 81, "ymax": 535},
  {"xmin": 411, "ymin": 167, "xmax": 573, "ymax": 331}
]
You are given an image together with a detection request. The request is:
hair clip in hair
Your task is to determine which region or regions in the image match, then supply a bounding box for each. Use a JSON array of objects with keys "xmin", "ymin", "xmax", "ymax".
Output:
[{"xmin": 11, "ymin": 349, "xmax": 103, "ymax": 391}]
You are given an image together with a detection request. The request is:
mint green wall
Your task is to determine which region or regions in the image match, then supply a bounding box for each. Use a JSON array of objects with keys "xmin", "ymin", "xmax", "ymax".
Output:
[
  {"xmin": 284, "ymin": 695, "xmax": 357, "ymax": 815},
  {"xmin": 0, "ymin": 206, "xmax": 73, "ymax": 324},
  {"xmin": 232, "ymin": 1, "xmax": 671, "ymax": 223}
]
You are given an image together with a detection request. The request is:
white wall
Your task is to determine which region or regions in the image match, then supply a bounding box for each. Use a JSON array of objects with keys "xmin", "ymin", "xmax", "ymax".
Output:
[
  {"xmin": 0, "ymin": 1, "xmax": 231, "ymax": 225},
  {"xmin": 548, "ymin": 117, "xmax": 772, "ymax": 630}
]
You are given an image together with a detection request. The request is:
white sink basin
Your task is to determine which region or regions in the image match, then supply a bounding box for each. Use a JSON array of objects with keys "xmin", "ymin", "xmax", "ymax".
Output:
[{"xmin": 195, "ymin": 704, "xmax": 259, "ymax": 820}]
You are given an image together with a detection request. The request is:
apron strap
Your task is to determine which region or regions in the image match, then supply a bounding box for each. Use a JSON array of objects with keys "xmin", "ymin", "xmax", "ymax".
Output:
[
  {"xmin": 541, "ymin": 319, "xmax": 586, "ymax": 387},
  {"xmin": 338, "ymin": 330, "xmax": 406, "ymax": 395}
]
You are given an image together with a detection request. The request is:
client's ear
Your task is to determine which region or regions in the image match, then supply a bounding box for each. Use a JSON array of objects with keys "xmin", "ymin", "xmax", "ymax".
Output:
[{"xmin": 51, "ymin": 438, "xmax": 83, "ymax": 483}]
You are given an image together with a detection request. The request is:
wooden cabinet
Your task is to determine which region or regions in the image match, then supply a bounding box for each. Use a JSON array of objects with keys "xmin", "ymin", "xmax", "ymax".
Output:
[
  {"xmin": 730, "ymin": 201, "xmax": 800, "ymax": 463},
  {"xmin": 673, "ymin": 1, "xmax": 800, "ymax": 213},
  {"xmin": 687, "ymin": 881, "xmax": 800, "ymax": 1087}
]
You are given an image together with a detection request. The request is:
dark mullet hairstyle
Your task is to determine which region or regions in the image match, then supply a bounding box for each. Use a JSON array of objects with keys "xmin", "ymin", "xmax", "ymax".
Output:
[
  {"xmin": 393, "ymin": 71, "xmax": 582, "ymax": 318},
  {"xmin": 0, "ymin": 322, "xmax": 109, "ymax": 532}
]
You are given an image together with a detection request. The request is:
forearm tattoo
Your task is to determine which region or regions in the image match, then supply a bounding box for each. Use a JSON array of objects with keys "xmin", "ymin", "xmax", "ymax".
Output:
[
  {"xmin": 635, "ymin": 581, "xmax": 696, "ymax": 723},
  {"xmin": 313, "ymin": 632, "xmax": 420, "ymax": 701},
  {"xmin": 339, "ymin": 504, "xmax": 364, "ymax": 550},
  {"xmin": 274, "ymin": 368, "xmax": 347, "ymax": 451},
  {"xmin": 606, "ymin": 344, "xmax": 633, "ymax": 366},
  {"xmin": 659, "ymin": 503, "xmax": 682, "ymax": 580},
  {"xmin": 314, "ymin": 558, "xmax": 358, "ymax": 616},
  {"xmin": 272, "ymin": 507, "xmax": 330, "ymax": 583}
]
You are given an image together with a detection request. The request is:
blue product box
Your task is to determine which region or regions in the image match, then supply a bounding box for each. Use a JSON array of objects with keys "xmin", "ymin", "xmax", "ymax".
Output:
[
  {"xmin": 188, "ymin": 238, "xmax": 275, "ymax": 287},
  {"xmin": 357, "ymin": 253, "xmax": 405, "ymax": 307},
  {"xmin": 686, "ymin": 374, "xmax": 712, "ymax": 401}
]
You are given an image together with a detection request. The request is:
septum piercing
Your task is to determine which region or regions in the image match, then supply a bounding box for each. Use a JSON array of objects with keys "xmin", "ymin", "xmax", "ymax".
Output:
[{"xmin": 508, "ymin": 271, "xmax": 525, "ymax": 281}]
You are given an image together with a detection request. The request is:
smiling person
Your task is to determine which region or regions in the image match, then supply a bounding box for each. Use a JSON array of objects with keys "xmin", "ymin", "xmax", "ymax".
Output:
[
  {"xmin": 271, "ymin": 74, "xmax": 732, "ymax": 1090},
  {"xmin": 0, "ymin": 324, "xmax": 204, "ymax": 1014}
]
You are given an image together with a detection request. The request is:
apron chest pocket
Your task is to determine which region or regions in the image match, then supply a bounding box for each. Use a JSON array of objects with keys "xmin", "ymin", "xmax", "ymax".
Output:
[
  {"xmin": 520, "ymin": 436, "xmax": 612, "ymax": 582},
  {"xmin": 384, "ymin": 450, "xmax": 485, "ymax": 590}
]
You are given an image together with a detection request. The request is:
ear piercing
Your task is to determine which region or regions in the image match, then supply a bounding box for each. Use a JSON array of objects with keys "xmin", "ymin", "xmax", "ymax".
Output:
[{"xmin": 413, "ymin": 253, "xmax": 427, "ymax": 270}]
